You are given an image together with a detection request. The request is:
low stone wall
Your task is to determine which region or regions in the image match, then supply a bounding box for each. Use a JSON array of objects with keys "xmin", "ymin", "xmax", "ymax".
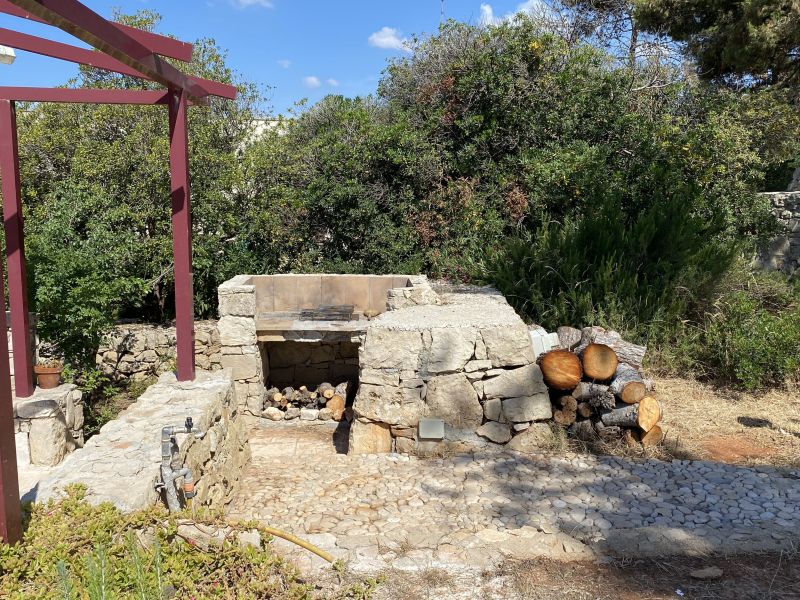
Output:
[
  {"xmin": 96, "ymin": 321, "xmax": 222, "ymax": 380},
  {"xmin": 759, "ymin": 191, "xmax": 800, "ymax": 275},
  {"xmin": 350, "ymin": 284, "xmax": 553, "ymax": 455},
  {"xmin": 14, "ymin": 384, "xmax": 84, "ymax": 467},
  {"xmin": 27, "ymin": 370, "xmax": 250, "ymax": 511}
]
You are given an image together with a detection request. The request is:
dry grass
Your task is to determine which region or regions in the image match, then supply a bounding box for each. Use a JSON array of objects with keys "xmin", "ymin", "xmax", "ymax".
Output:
[{"xmin": 656, "ymin": 376, "xmax": 800, "ymax": 468}]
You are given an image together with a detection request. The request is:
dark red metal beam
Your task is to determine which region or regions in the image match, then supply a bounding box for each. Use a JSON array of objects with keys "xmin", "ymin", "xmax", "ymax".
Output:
[
  {"xmin": 0, "ymin": 28, "xmax": 238, "ymax": 100},
  {"xmin": 0, "ymin": 0, "xmax": 193, "ymax": 61},
  {"xmin": 0, "ymin": 87, "xmax": 172, "ymax": 104},
  {"xmin": 168, "ymin": 90, "xmax": 195, "ymax": 381},
  {"xmin": 0, "ymin": 100, "xmax": 34, "ymax": 399},
  {"xmin": 0, "ymin": 101, "xmax": 23, "ymax": 545},
  {"xmin": 6, "ymin": 0, "xmax": 211, "ymax": 98}
]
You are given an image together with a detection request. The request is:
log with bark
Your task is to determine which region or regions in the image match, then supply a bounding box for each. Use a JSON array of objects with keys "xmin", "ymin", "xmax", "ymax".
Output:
[
  {"xmin": 570, "ymin": 419, "xmax": 596, "ymax": 442},
  {"xmin": 588, "ymin": 391, "xmax": 616, "ymax": 412},
  {"xmin": 538, "ymin": 349, "xmax": 583, "ymax": 390},
  {"xmin": 575, "ymin": 326, "xmax": 646, "ymax": 371},
  {"xmin": 335, "ymin": 381, "xmax": 351, "ymax": 399},
  {"xmin": 572, "ymin": 382, "xmax": 609, "ymax": 401},
  {"xmin": 556, "ymin": 326, "xmax": 582, "ymax": 351},
  {"xmin": 609, "ymin": 363, "xmax": 647, "ymax": 405},
  {"xmin": 317, "ymin": 382, "xmax": 335, "ymax": 399},
  {"xmin": 600, "ymin": 396, "xmax": 660, "ymax": 432},
  {"xmin": 577, "ymin": 402, "xmax": 593, "ymax": 418},
  {"xmin": 581, "ymin": 343, "xmax": 619, "ymax": 381},
  {"xmin": 553, "ymin": 395, "xmax": 577, "ymax": 426}
]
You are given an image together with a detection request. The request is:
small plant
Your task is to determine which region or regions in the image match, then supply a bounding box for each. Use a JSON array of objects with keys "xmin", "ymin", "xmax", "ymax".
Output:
[{"xmin": 36, "ymin": 357, "xmax": 64, "ymax": 369}]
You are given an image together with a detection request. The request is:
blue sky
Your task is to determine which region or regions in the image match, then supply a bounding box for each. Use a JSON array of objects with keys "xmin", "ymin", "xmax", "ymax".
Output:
[{"xmin": 0, "ymin": 1, "xmax": 538, "ymax": 115}]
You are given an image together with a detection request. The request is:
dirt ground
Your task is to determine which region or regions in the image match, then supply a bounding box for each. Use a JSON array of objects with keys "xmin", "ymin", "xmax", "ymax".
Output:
[
  {"xmin": 369, "ymin": 550, "xmax": 800, "ymax": 600},
  {"xmin": 655, "ymin": 377, "xmax": 800, "ymax": 469}
]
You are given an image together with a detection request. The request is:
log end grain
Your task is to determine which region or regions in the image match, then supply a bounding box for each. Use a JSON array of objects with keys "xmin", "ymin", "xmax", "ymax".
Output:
[
  {"xmin": 539, "ymin": 349, "xmax": 582, "ymax": 390},
  {"xmin": 581, "ymin": 343, "xmax": 619, "ymax": 381}
]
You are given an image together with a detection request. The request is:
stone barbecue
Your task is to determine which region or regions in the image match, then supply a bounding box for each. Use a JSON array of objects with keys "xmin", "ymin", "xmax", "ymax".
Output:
[{"xmin": 217, "ymin": 274, "xmax": 551, "ymax": 455}]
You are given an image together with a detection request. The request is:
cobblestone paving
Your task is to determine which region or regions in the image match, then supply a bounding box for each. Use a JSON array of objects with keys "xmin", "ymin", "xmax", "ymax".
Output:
[{"xmin": 228, "ymin": 422, "xmax": 800, "ymax": 573}]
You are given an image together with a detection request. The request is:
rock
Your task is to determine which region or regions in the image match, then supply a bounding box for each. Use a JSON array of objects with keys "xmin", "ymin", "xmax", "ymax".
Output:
[
  {"xmin": 361, "ymin": 328, "xmax": 424, "ymax": 370},
  {"xmin": 236, "ymin": 529, "xmax": 262, "ymax": 549},
  {"xmin": 15, "ymin": 432, "xmax": 30, "ymax": 468},
  {"xmin": 359, "ymin": 368, "xmax": 400, "ymax": 387},
  {"xmin": 502, "ymin": 394, "xmax": 551, "ymax": 423},
  {"xmin": 425, "ymin": 373, "xmax": 482, "ymax": 430},
  {"xmin": 395, "ymin": 436, "xmax": 416, "ymax": 454},
  {"xmin": 326, "ymin": 396, "xmax": 346, "ymax": 421},
  {"xmin": 482, "ymin": 364, "xmax": 547, "ymax": 399},
  {"xmin": 465, "ymin": 359, "xmax": 492, "ymax": 372},
  {"xmin": 483, "ymin": 398, "xmax": 504, "ymax": 422},
  {"xmin": 284, "ymin": 407, "xmax": 300, "ymax": 420},
  {"xmin": 476, "ymin": 421, "xmax": 512, "ymax": 444},
  {"xmin": 220, "ymin": 354, "xmax": 261, "ymax": 380},
  {"xmin": 300, "ymin": 408, "xmax": 320, "ymax": 421},
  {"xmin": 15, "ymin": 399, "xmax": 60, "ymax": 419},
  {"xmin": 29, "ymin": 416, "xmax": 68, "ymax": 466},
  {"xmin": 513, "ymin": 422, "xmax": 531, "ymax": 432},
  {"xmin": 480, "ymin": 324, "xmax": 536, "ymax": 367},
  {"xmin": 689, "ymin": 566, "xmax": 723, "ymax": 580},
  {"xmin": 217, "ymin": 316, "xmax": 257, "ymax": 346},
  {"xmin": 507, "ymin": 423, "xmax": 553, "ymax": 452},
  {"xmin": 318, "ymin": 408, "xmax": 333, "ymax": 421},
  {"xmin": 262, "ymin": 407, "xmax": 284, "ymax": 421},
  {"xmin": 427, "ymin": 328, "xmax": 476, "ymax": 373},
  {"xmin": 354, "ymin": 384, "xmax": 423, "ymax": 427},
  {"xmin": 348, "ymin": 420, "xmax": 392, "ymax": 454}
]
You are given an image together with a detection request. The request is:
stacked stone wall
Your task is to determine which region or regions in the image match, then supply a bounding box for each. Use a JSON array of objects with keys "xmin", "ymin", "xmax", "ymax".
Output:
[
  {"xmin": 759, "ymin": 191, "xmax": 800, "ymax": 275},
  {"xmin": 14, "ymin": 384, "xmax": 84, "ymax": 467},
  {"xmin": 96, "ymin": 321, "xmax": 222, "ymax": 380}
]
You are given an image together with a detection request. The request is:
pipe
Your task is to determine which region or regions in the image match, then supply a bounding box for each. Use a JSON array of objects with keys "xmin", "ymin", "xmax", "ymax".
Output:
[{"xmin": 226, "ymin": 519, "xmax": 335, "ymax": 563}]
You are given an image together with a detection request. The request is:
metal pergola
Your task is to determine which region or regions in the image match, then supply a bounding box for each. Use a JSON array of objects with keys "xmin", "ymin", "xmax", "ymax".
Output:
[{"xmin": 0, "ymin": 0, "xmax": 237, "ymax": 543}]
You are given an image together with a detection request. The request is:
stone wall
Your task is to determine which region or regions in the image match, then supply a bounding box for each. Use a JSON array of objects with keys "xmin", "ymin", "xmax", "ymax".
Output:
[
  {"xmin": 14, "ymin": 383, "xmax": 84, "ymax": 467},
  {"xmin": 350, "ymin": 284, "xmax": 553, "ymax": 455},
  {"xmin": 96, "ymin": 321, "xmax": 222, "ymax": 381},
  {"xmin": 27, "ymin": 370, "xmax": 250, "ymax": 512},
  {"xmin": 759, "ymin": 191, "xmax": 800, "ymax": 275},
  {"xmin": 264, "ymin": 341, "xmax": 359, "ymax": 388}
]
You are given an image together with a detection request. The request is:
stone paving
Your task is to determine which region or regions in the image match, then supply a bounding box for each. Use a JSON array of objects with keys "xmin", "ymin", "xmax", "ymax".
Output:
[{"xmin": 228, "ymin": 421, "xmax": 800, "ymax": 573}]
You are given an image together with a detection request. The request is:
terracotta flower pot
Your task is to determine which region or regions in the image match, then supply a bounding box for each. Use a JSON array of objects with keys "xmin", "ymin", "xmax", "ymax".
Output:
[{"xmin": 34, "ymin": 365, "xmax": 63, "ymax": 389}]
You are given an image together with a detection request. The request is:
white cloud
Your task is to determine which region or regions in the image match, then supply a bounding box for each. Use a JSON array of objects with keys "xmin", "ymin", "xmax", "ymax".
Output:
[
  {"xmin": 303, "ymin": 76, "xmax": 322, "ymax": 89},
  {"xmin": 326, "ymin": 78, "xmax": 340, "ymax": 87},
  {"xmin": 479, "ymin": 3, "xmax": 497, "ymax": 26},
  {"xmin": 277, "ymin": 59, "xmax": 291, "ymax": 69},
  {"xmin": 231, "ymin": 0, "xmax": 273, "ymax": 8},
  {"xmin": 368, "ymin": 26, "xmax": 410, "ymax": 52},
  {"xmin": 480, "ymin": 0, "xmax": 547, "ymax": 26}
]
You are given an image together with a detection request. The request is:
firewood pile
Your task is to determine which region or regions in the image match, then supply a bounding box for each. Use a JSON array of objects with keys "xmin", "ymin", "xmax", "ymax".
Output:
[
  {"xmin": 538, "ymin": 326, "xmax": 664, "ymax": 447},
  {"xmin": 262, "ymin": 381, "xmax": 351, "ymax": 422}
]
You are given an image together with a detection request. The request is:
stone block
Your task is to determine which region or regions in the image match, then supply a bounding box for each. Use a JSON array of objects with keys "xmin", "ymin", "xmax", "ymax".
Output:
[
  {"xmin": 218, "ymin": 316, "xmax": 257, "ymax": 346},
  {"xmin": 29, "ymin": 416, "xmax": 68, "ymax": 466},
  {"xmin": 465, "ymin": 359, "xmax": 492, "ymax": 372},
  {"xmin": 220, "ymin": 354, "xmax": 261, "ymax": 381},
  {"xmin": 354, "ymin": 384, "xmax": 423, "ymax": 427},
  {"xmin": 310, "ymin": 345, "xmax": 335, "ymax": 364},
  {"xmin": 15, "ymin": 399, "xmax": 59, "ymax": 419},
  {"xmin": 507, "ymin": 422, "xmax": 553, "ymax": 453},
  {"xmin": 218, "ymin": 291, "xmax": 256, "ymax": 317},
  {"xmin": 424, "ymin": 373, "xmax": 482, "ymax": 430},
  {"xmin": 482, "ymin": 364, "xmax": 546, "ymax": 399},
  {"xmin": 476, "ymin": 421, "xmax": 512, "ymax": 444},
  {"xmin": 395, "ymin": 436, "xmax": 416, "ymax": 454},
  {"xmin": 360, "ymin": 368, "xmax": 400, "ymax": 387},
  {"xmin": 483, "ymin": 397, "xmax": 504, "ymax": 422},
  {"xmin": 502, "ymin": 395, "xmax": 552, "ymax": 423},
  {"xmin": 349, "ymin": 419, "xmax": 392, "ymax": 454},
  {"xmin": 426, "ymin": 327, "xmax": 476, "ymax": 373},
  {"xmin": 480, "ymin": 324, "xmax": 536, "ymax": 367},
  {"xmin": 361, "ymin": 328, "xmax": 423, "ymax": 370},
  {"xmin": 262, "ymin": 407, "xmax": 284, "ymax": 421},
  {"xmin": 300, "ymin": 408, "xmax": 320, "ymax": 420}
]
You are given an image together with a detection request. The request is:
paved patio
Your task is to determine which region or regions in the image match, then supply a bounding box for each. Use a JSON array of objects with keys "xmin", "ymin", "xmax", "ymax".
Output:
[{"xmin": 227, "ymin": 421, "xmax": 800, "ymax": 573}]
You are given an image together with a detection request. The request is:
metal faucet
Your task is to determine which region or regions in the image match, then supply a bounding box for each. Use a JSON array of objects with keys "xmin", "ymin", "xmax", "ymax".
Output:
[{"xmin": 155, "ymin": 417, "xmax": 204, "ymax": 512}]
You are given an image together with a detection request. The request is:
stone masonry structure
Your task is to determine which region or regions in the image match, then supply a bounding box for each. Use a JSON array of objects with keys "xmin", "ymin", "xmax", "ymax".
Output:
[
  {"xmin": 97, "ymin": 320, "xmax": 222, "ymax": 380},
  {"xmin": 351, "ymin": 284, "xmax": 552, "ymax": 454},
  {"xmin": 25, "ymin": 370, "xmax": 249, "ymax": 511},
  {"xmin": 758, "ymin": 191, "xmax": 800, "ymax": 275},
  {"xmin": 14, "ymin": 384, "xmax": 84, "ymax": 467}
]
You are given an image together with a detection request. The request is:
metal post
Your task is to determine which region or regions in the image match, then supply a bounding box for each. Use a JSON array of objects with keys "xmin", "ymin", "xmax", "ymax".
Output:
[
  {"xmin": 0, "ymin": 247, "xmax": 22, "ymax": 543},
  {"xmin": 0, "ymin": 99, "xmax": 33, "ymax": 397},
  {"xmin": 168, "ymin": 90, "xmax": 195, "ymax": 381}
]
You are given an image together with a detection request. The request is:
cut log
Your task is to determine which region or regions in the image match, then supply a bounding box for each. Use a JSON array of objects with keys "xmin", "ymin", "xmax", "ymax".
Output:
[
  {"xmin": 640, "ymin": 424, "xmax": 663, "ymax": 447},
  {"xmin": 557, "ymin": 395, "xmax": 578, "ymax": 412},
  {"xmin": 556, "ymin": 326, "xmax": 582, "ymax": 351},
  {"xmin": 266, "ymin": 387, "xmax": 283, "ymax": 404},
  {"xmin": 600, "ymin": 396, "xmax": 660, "ymax": 432},
  {"xmin": 317, "ymin": 382, "xmax": 335, "ymax": 399},
  {"xmin": 577, "ymin": 402, "xmax": 593, "ymax": 418},
  {"xmin": 281, "ymin": 387, "xmax": 295, "ymax": 401},
  {"xmin": 588, "ymin": 391, "xmax": 616, "ymax": 412},
  {"xmin": 538, "ymin": 350, "xmax": 582, "ymax": 390},
  {"xmin": 594, "ymin": 421, "xmax": 622, "ymax": 441},
  {"xmin": 553, "ymin": 408, "xmax": 577, "ymax": 426},
  {"xmin": 609, "ymin": 363, "xmax": 646, "ymax": 405},
  {"xmin": 576, "ymin": 327, "xmax": 646, "ymax": 370},
  {"xmin": 570, "ymin": 419, "xmax": 596, "ymax": 441},
  {"xmin": 326, "ymin": 395, "xmax": 345, "ymax": 421},
  {"xmin": 573, "ymin": 382, "xmax": 609, "ymax": 401},
  {"xmin": 581, "ymin": 343, "xmax": 618, "ymax": 381}
]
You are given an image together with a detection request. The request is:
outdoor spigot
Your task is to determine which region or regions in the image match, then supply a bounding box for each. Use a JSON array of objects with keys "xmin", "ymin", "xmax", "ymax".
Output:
[{"xmin": 185, "ymin": 416, "xmax": 193, "ymax": 432}]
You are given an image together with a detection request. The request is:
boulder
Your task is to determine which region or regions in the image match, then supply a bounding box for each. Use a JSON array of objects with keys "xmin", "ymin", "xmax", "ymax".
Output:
[
  {"xmin": 502, "ymin": 395, "xmax": 552, "ymax": 423},
  {"xmin": 482, "ymin": 364, "xmax": 546, "ymax": 399},
  {"xmin": 476, "ymin": 421, "xmax": 512, "ymax": 444},
  {"xmin": 348, "ymin": 420, "xmax": 392, "ymax": 454},
  {"xmin": 29, "ymin": 416, "xmax": 68, "ymax": 466},
  {"xmin": 262, "ymin": 407, "xmax": 284, "ymax": 421},
  {"xmin": 427, "ymin": 327, "xmax": 476, "ymax": 373},
  {"xmin": 424, "ymin": 373, "xmax": 482, "ymax": 430},
  {"xmin": 507, "ymin": 422, "xmax": 553, "ymax": 452}
]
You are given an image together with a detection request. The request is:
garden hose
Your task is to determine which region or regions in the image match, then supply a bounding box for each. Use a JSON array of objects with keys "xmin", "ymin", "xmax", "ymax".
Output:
[{"xmin": 257, "ymin": 525, "xmax": 335, "ymax": 563}]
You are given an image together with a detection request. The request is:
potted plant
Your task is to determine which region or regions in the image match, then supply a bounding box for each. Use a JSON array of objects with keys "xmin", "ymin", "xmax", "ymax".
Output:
[{"xmin": 34, "ymin": 358, "xmax": 64, "ymax": 389}]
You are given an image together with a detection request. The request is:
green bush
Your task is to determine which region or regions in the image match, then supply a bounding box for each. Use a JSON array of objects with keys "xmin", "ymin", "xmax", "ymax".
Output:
[{"xmin": 0, "ymin": 486, "xmax": 377, "ymax": 599}]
